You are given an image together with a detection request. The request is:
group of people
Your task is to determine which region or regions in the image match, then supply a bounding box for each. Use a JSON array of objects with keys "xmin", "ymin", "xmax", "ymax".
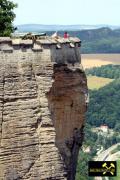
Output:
[{"xmin": 51, "ymin": 31, "xmax": 69, "ymax": 39}]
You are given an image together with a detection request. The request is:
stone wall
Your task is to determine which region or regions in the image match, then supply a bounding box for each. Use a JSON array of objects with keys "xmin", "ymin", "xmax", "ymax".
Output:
[
  {"xmin": 0, "ymin": 37, "xmax": 87, "ymax": 180},
  {"xmin": 0, "ymin": 37, "xmax": 81, "ymax": 64}
]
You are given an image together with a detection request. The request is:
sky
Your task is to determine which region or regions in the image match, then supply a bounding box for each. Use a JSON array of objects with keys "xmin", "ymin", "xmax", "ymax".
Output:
[{"xmin": 12, "ymin": 0, "xmax": 120, "ymax": 25}]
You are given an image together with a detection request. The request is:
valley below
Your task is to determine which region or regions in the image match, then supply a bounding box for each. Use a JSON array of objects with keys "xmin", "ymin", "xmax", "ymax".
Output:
[{"xmin": 76, "ymin": 54, "xmax": 120, "ymax": 180}]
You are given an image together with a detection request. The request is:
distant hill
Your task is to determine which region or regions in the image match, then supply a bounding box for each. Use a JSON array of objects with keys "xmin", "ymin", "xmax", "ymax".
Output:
[{"xmin": 16, "ymin": 24, "xmax": 120, "ymax": 32}]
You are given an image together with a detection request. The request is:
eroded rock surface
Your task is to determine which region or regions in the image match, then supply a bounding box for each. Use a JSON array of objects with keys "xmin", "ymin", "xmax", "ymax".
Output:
[{"xmin": 0, "ymin": 37, "xmax": 87, "ymax": 180}]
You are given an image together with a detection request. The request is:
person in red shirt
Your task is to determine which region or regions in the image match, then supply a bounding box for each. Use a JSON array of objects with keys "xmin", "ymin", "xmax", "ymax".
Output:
[{"xmin": 64, "ymin": 32, "xmax": 69, "ymax": 38}]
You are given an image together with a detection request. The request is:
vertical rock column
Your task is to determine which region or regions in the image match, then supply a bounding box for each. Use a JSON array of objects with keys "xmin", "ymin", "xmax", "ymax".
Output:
[
  {"xmin": 0, "ymin": 37, "xmax": 88, "ymax": 180},
  {"xmin": 47, "ymin": 63, "xmax": 87, "ymax": 180}
]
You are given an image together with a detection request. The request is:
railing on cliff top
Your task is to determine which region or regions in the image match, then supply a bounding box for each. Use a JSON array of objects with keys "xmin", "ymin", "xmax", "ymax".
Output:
[{"xmin": 0, "ymin": 33, "xmax": 81, "ymax": 53}]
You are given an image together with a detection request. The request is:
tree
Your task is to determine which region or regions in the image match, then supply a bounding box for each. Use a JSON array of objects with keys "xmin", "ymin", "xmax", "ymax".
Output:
[{"xmin": 0, "ymin": 0, "xmax": 17, "ymax": 36}]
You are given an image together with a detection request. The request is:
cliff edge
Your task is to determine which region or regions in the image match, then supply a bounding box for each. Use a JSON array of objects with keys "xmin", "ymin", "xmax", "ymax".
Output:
[{"xmin": 0, "ymin": 36, "xmax": 88, "ymax": 180}]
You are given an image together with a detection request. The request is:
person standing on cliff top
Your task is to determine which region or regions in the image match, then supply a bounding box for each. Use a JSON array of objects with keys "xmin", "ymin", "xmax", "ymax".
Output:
[{"xmin": 64, "ymin": 32, "xmax": 69, "ymax": 38}]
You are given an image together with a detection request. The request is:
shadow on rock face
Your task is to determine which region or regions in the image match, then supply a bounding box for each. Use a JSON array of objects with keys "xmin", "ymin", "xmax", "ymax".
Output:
[{"xmin": 47, "ymin": 64, "xmax": 87, "ymax": 180}]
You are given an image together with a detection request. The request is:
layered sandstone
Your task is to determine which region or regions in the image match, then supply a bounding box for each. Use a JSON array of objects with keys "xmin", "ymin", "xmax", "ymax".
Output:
[{"xmin": 0, "ymin": 36, "xmax": 88, "ymax": 180}]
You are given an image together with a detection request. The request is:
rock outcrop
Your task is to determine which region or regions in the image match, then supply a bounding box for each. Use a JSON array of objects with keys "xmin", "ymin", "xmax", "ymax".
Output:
[{"xmin": 0, "ymin": 36, "xmax": 88, "ymax": 180}]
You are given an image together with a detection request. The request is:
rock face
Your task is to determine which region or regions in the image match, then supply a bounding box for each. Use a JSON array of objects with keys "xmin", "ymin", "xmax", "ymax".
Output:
[{"xmin": 0, "ymin": 37, "xmax": 88, "ymax": 180}]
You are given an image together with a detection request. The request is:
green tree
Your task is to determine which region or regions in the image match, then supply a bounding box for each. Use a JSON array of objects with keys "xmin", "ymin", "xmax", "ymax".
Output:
[{"xmin": 0, "ymin": 0, "xmax": 17, "ymax": 36}]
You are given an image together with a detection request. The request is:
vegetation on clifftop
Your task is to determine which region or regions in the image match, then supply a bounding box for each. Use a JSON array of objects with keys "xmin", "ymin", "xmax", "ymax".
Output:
[{"xmin": 0, "ymin": 0, "xmax": 17, "ymax": 36}]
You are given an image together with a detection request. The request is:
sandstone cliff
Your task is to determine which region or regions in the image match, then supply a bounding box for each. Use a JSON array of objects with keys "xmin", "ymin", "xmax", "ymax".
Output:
[{"xmin": 0, "ymin": 37, "xmax": 88, "ymax": 180}]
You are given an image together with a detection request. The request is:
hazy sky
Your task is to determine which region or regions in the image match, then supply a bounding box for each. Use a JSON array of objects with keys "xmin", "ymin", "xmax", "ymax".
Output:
[{"xmin": 12, "ymin": 0, "xmax": 120, "ymax": 25}]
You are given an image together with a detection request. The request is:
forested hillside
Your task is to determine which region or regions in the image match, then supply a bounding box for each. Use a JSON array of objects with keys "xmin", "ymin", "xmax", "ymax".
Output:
[
  {"xmin": 86, "ymin": 79, "xmax": 120, "ymax": 129},
  {"xmin": 86, "ymin": 64, "xmax": 120, "ymax": 129},
  {"xmin": 76, "ymin": 64, "xmax": 120, "ymax": 180},
  {"xmin": 86, "ymin": 64, "xmax": 120, "ymax": 79},
  {"xmin": 77, "ymin": 28, "xmax": 120, "ymax": 53}
]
